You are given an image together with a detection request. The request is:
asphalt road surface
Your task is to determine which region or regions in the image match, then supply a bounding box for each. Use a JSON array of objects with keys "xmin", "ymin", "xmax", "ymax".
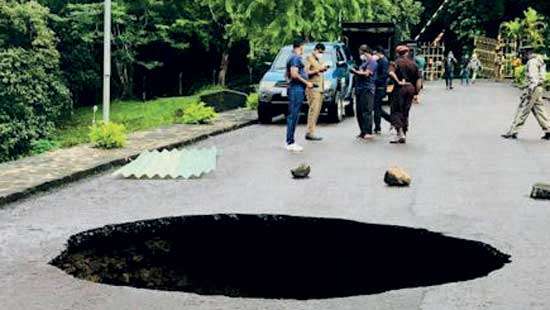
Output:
[{"xmin": 2, "ymin": 82, "xmax": 550, "ymax": 310}]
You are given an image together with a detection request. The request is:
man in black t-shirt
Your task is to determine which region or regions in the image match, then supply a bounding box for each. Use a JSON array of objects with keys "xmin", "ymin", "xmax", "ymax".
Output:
[{"xmin": 373, "ymin": 46, "xmax": 391, "ymax": 134}]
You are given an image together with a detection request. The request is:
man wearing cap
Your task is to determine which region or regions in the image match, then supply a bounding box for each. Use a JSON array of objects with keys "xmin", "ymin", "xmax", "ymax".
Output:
[
  {"xmin": 304, "ymin": 43, "xmax": 330, "ymax": 141},
  {"xmin": 502, "ymin": 46, "xmax": 550, "ymax": 140},
  {"xmin": 388, "ymin": 44, "xmax": 421, "ymax": 144}
]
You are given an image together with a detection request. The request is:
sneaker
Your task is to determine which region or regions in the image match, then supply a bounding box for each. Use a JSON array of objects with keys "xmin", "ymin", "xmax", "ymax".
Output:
[
  {"xmin": 374, "ymin": 129, "xmax": 382, "ymax": 135},
  {"xmin": 501, "ymin": 133, "xmax": 518, "ymax": 140},
  {"xmin": 286, "ymin": 143, "xmax": 304, "ymax": 152},
  {"xmin": 305, "ymin": 134, "xmax": 323, "ymax": 141},
  {"xmin": 542, "ymin": 133, "xmax": 550, "ymax": 140}
]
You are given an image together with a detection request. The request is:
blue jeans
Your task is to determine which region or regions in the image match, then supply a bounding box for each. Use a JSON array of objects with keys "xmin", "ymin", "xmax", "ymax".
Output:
[{"xmin": 286, "ymin": 86, "xmax": 305, "ymax": 145}]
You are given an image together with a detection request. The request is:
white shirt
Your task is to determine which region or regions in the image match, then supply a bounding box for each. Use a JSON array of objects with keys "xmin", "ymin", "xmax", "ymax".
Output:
[{"xmin": 527, "ymin": 54, "xmax": 546, "ymax": 90}]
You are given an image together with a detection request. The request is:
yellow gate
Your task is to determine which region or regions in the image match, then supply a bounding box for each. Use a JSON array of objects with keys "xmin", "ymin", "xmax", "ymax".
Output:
[
  {"xmin": 418, "ymin": 42, "xmax": 446, "ymax": 81},
  {"xmin": 473, "ymin": 36, "xmax": 500, "ymax": 79}
]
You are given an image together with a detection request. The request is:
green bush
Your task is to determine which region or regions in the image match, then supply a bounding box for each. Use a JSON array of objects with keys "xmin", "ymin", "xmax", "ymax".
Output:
[
  {"xmin": 246, "ymin": 93, "xmax": 259, "ymax": 110},
  {"xmin": 544, "ymin": 72, "xmax": 550, "ymax": 90},
  {"xmin": 89, "ymin": 122, "xmax": 127, "ymax": 149},
  {"xmin": 514, "ymin": 65, "xmax": 527, "ymax": 86},
  {"xmin": 177, "ymin": 101, "xmax": 218, "ymax": 124},
  {"xmin": 30, "ymin": 139, "xmax": 60, "ymax": 155},
  {"xmin": 0, "ymin": 1, "xmax": 72, "ymax": 162}
]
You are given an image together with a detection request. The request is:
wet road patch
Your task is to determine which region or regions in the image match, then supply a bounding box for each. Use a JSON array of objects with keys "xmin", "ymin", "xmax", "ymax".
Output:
[{"xmin": 51, "ymin": 214, "xmax": 510, "ymax": 300}]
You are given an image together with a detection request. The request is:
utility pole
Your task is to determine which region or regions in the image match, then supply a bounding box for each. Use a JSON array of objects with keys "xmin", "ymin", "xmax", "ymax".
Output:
[{"xmin": 103, "ymin": 0, "xmax": 111, "ymax": 123}]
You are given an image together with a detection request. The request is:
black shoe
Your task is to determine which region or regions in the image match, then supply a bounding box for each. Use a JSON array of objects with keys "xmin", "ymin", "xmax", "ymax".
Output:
[
  {"xmin": 501, "ymin": 133, "xmax": 518, "ymax": 140},
  {"xmin": 390, "ymin": 138, "xmax": 406, "ymax": 144},
  {"xmin": 542, "ymin": 133, "xmax": 550, "ymax": 140},
  {"xmin": 305, "ymin": 134, "xmax": 323, "ymax": 141},
  {"xmin": 374, "ymin": 129, "xmax": 382, "ymax": 135}
]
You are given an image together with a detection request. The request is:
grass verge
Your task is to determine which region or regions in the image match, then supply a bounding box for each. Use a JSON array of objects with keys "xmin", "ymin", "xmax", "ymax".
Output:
[{"xmin": 53, "ymin": 86, "xmax": 225, "ymax": 148}]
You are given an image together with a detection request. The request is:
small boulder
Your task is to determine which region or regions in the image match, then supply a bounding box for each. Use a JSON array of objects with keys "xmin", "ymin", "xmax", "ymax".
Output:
[
  {"xmin": 291, "ymin": 164, "xmax": 311, "ymax": 179},
  {"xmin": 531, "ymin": 183, "xmax": 550, "ymax": 200},
  {"xmin": 384, "ymin": 167, "xmax": 411, "ymax": 187}
]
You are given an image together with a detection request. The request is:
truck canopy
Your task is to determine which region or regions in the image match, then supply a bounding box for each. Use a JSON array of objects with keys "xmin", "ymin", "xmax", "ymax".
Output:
[{"xmin": 341, "ymin": 22, "xmax": 396, "ymax": 61}]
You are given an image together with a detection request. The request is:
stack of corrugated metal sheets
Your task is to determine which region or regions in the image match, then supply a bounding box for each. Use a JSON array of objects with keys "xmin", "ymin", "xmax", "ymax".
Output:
[{"xmin": 113, "ymin": 147, "xmax": 218, "ymax": 179}]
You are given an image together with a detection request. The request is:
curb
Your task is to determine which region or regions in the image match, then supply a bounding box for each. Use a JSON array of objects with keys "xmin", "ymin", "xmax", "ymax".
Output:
[{"xmin": 0, "ymin": 118, "xmax": 257, "ymax": 208}]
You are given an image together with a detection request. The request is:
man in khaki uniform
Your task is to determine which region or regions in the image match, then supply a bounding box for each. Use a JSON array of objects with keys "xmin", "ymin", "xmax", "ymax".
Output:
[
  {"xmin": 305, "ymin": 43, "xmax": 329, "ymax": 141},
  {"xmin": 502, "ymin": 46, "xmax": 550, "ymax": 140}
]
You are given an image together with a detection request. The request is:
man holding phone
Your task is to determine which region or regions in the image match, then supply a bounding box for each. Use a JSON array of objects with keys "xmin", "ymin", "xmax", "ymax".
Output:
[
  {"xmin": 305, "ymin": 43, "xmax": 330, "ymax": 141},
  {"xmin": 351, "ymin": 45, "xmax": 378, "ymax": 140},
  {"xmin": 286, "ymin": 39, "xmax": 314, "ymax": 153}
]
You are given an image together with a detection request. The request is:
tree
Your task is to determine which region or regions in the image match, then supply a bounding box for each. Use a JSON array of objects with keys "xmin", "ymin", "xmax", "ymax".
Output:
[
  {"xmin": 522, "ymin": 8, "xmax": 546, "ymax": 48},
  {"xmin": 230, "ymin": 0, "xmax": 424, "ymax": 71},
  {"xmin": 0, "ymin": 0, "xmax": 72, "ymax": 161},
  {"xmin": 57, "ymin": 0, "xmax": 209, "ymax": 100}
]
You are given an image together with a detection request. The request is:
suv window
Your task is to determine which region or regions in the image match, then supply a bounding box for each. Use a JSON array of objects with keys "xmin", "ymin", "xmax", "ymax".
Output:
[{"xmin": 272, "ymin": 46, "xmax": 335, "ymax": 70}]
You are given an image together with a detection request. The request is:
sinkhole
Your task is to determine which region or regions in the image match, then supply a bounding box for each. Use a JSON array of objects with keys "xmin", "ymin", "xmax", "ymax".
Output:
[{"xmin": 51, "ymin": 214, "xmax": 510, "ymax": 300}]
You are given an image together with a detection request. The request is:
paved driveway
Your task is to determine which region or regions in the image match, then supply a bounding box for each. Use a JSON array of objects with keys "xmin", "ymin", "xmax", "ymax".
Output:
[{"xmin": 1, "ymin": 82, "xmax": 550, "ymax": 310}]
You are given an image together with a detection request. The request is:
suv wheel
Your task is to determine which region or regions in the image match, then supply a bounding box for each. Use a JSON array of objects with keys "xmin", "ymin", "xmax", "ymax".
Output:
[
  {"xmin": 258, "ymin": 101, "xmax": 273, "ymax": 124},
  {"xmin": 328, "ymin": 91, "xmax": 344, "ymax": 123}
]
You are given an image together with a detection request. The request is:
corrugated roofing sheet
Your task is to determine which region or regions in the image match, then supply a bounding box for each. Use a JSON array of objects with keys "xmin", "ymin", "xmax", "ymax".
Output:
[{"xmin": 113, "ymin": 147, "xmax": 218, "ymax": 179}]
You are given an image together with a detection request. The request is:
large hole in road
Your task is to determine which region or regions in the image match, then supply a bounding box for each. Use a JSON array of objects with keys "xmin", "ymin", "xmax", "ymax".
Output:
[{"xmin": 51, "ymin": 214, "xmax": 510, "ymax": 300}]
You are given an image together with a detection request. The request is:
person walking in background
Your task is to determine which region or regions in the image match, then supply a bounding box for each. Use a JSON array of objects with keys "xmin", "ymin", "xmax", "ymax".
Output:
[
  {"xmin": 502, "ymin": 46, "xmax": 550, "ymax": 140},
  {"xmin": 351, "ymin": 45, "xmax": 378, "ymax": 140},
  {"xmin": 304, "ymin": 43, "xmax": 329, "ymax": 141},
  {"xmin": 414, "ymin": 53, "xmax": 426, "ymax": 84},
  {"xmin": 444, "ymin": 51, "xmax": 457, "ymax": 90},
  {"xmin": 460, "ymin": 55, "xmax": 471, "ymax": 86},
  {"xmin": 414, "ymin": 53, "xmax": 426, "ymax": 104},
  {"xmin": 373, "ymin": 45, "xmax": 391, "ymax": 134},
  {"xmin": 285, "ymin": 39, "xmax": 313, "ymax": 153},
  {"xmin": 494, "ymin": 40, "xmax": 504, "ymax": 82},
  {"xmin": 388, "ymin": 45, "xmax": 421, "ymax": 144},
  {"xmin": 468, "ymin": 53, "xmax": 482, "ymax": 84}
]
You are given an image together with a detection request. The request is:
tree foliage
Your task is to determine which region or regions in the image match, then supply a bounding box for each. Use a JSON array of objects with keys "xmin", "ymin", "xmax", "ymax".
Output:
[
  {"xmin": 203, "ymin": 0, "xmax": 423, "ymax": 84},
  {"xmin": 0, "ymin": 0, "xmax": 72, "ymax": 161},
  {"xmin": 418, "ymin": 0, "xmax": 550, "ymax": 53},
  {"xmin": 501, "ymin": 8, "xmax": 546, "ymax": 44},
  {"xmin": 56, "ymin": 1, "xmax": 209, "ymax": 99}
]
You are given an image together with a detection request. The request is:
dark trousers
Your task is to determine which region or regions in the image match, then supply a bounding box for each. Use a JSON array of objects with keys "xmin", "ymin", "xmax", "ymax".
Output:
[
  {"xmin": 461, "ymin": 69, "xmax": 470, "ymax": 85},
  {"xmin": 374, "ymin": 86, "xmax": 391, "ymax": 131},
  {"xmin": 286, "ymin": 86, "xmax": 305, "ymax": 145},
  {"xmin": 445, "ymin": 72, "xmax": 454, "ymax": 89},
  {"xmin": 390, "ymin": 84, "xmax": 415, "ymax": 134},
  {"xmin": 356, "ymin": 89, "xmax": 374, "ymax": 136}
]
